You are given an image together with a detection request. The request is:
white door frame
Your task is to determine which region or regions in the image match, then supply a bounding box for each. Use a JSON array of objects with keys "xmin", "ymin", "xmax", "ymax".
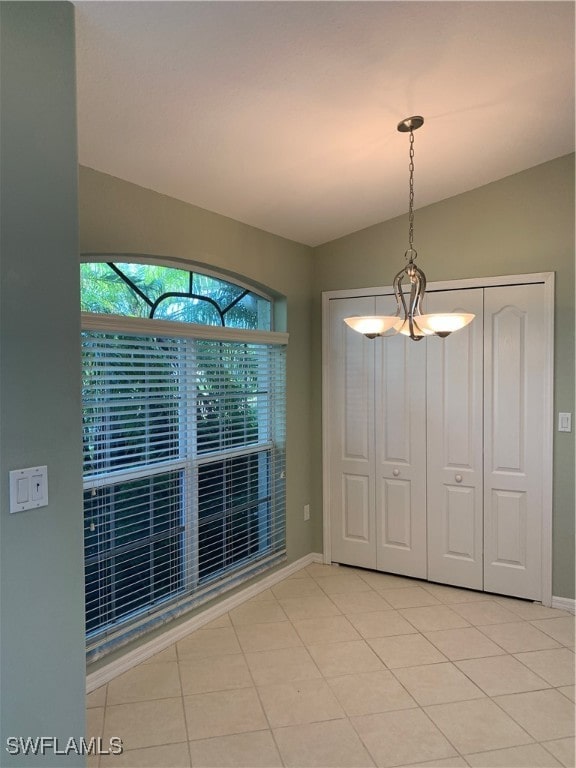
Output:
[{"xmin": 322, "ymin": 272, "xmax": 555, "ymax": 606}]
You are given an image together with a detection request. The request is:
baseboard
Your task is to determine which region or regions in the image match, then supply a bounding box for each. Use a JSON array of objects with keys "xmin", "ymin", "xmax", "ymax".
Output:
[
  {"xmin": 551, "ymin": 595, "xmax": 576, "ymax": 614},
  {"xmin": 87, "ymin": 551, "xmax": 323, "ymax": 692}
]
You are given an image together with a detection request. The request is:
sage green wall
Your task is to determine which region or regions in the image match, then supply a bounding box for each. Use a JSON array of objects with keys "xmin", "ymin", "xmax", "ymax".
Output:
[
  {"xmin": 0, "ymin": 3, "xmax": 86, "ymax": 764},
  {"xmin": 312, "ymin": 154, "xmax": 575, "ymax": 599},
  {"xmin": 79, "ymin": 166, "xmax": 315, "ymax": 567}
]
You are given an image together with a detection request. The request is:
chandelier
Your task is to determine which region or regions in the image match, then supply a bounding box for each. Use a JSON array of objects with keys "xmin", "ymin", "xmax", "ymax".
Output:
[{"xmin": 344, "ymin": 116, "xmax": 474, "ymax": 340}]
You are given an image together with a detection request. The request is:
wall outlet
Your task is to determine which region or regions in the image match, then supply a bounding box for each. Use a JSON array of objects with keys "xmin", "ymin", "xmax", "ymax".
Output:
[{"xmin": 304, "ymin": 504, "xmax": 310, "ymax": 521}]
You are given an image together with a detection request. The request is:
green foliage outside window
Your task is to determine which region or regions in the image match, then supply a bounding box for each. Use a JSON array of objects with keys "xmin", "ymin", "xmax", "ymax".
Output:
[{"xmin": 80, "ymin": 262, "xmax": 271, "ymax": 330}]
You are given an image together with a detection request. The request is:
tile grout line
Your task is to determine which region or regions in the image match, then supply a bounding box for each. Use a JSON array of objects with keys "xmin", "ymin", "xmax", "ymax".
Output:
[
  {"xmin": 538, "ymin": 737, "xmax": 575, "ymax": 767},
  {"xmin": 471, "ymin": 616, "xmax": 560, "ymax": 654},
  {"xmin": 527, "ymin": 617, "xmax": 576, "ymax": 647},
  {"xmin": 175, "ymin": 637, "xmax": 195, "ymax": 768},
  {"xmin": 447, "ymin": 649, "xmax": 553, "ymax": 698},
  {"xmin": 414, "ymin": 702, "xmax": 474, "ymax": 766},
  {"xmin": 229, "ymin": 604, "xmax": 288, "ymax": 768},
  {"xmin": 510, "ymin": 647, "xmax": 573, "ymax": 689},
  {"xmin": 487, "ymin": 688, "xmax": 555, "ymax": 748},
  {"xmin": 95, "ymin": 681, "xmax": 109, "ymax": 768}
]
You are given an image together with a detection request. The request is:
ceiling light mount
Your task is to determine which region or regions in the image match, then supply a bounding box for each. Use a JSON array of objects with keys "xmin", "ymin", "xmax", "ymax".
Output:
[
  {"xmin": 344, "ymin": 115, "xmax": 475, "ymax": 341},
  {"xmin": 397, "ymin": 115, "xmax": 424, "ymax": 133}
]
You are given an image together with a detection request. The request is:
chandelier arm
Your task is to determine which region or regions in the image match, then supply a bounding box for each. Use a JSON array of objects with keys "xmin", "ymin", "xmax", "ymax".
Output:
[
  {"xmin": 408, "ymin": 272, "xmax": 420, "ymax": 315},
  {"xmin": 393, "ymin": 267, "xmax": 409, "ymax": 319},
  {"xmin": 407, "ymin": 264, "xmax": 428, "ymax": 340},
  {"xmin": 407, "ymin": 277, "xmax": 421, "ymax": 341},
  {"xmin": 411, "ymin": 263, "xmax": 427, "ymax": 317}
]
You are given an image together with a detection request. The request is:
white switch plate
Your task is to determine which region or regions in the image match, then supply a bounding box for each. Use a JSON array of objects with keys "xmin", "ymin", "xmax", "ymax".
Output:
[
  {"xmin": 9, "ymin": 466, "xmax": 48, "ymax": 513},
  {"xmin": 558, "ymin": 413, "xmax": 572, "ymax": 432}
]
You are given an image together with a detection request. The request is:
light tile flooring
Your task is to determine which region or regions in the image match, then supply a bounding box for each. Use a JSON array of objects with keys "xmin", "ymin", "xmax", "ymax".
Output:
[{"xmin": 87, "ymin": 564, "xmax": 576, "ymax": 768}]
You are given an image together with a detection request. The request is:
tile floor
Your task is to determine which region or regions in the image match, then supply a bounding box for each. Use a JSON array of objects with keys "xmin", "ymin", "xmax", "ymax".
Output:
[{"xmin": 87, "ymin": 564, "xmax": 576, "ymax": 768}]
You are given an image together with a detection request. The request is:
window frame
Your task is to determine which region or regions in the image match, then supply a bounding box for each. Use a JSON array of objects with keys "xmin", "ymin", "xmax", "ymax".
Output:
[{"xmin": 81, "ymin": 259, "xmax": 287, "ymax": 660}]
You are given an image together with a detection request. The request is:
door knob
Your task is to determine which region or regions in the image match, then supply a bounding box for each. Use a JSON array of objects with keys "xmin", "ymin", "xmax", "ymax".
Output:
[
  {"xmin": 393, "ymin": 469, "xmax": 400, "ymax": 477},
  {"xmin": 455, "ymin": 474, "xmax": 463, "ymax": 483}
]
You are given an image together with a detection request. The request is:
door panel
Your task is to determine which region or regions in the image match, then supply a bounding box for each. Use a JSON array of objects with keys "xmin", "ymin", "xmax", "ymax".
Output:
[
  {"xmin": 375, "ymin": 296, "xmax": 427, "ymax": 578},
  {"xmin": 426, "ymin": 289, "xmax": 484, "ymax": 589},
  {"xmin": 342, "ymin": 474, "xmax": 371, "ymax": 541},
  {"xmin": 445, "ymin": 486, "xmax": 477, "ymax": 559},
  {"xmin": 382, "ymin": 478, "xmax": 412, "ymax": 548},
  {"xmin": 491, "ymin": 307, "xmax": 525, "ymax": 472},
  {"xmin": 490, "ymin": 490, "xmax": 527, "ymax": 567},
  {"xmin": 484, "ymin": 284, "xmax": 544, "ymax": 600},
  {"xmin": 329, "ymin": 297, "xmax": 376, "ymax": 568}
]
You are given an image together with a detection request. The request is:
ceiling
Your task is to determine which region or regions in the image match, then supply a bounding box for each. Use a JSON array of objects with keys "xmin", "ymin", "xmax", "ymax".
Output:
[{"xmin": 75, "ymin": 1, "xmax": 575, "ymax": 247}]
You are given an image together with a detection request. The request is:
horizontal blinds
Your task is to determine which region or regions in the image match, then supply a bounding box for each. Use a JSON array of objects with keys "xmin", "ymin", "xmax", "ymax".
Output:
[{"xmin": 82, "ymin": 330, "xmax": 286, "ymax": 653}]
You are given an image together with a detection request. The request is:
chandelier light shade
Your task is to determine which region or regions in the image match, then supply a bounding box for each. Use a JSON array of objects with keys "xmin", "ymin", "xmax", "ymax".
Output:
[
  {"xmin": 344, "ymin": 116, "xmax": 475, "ymax": 341},
  {"xmin": 343, "ymin": 315, "xmax": 403, "ymax": 337}
]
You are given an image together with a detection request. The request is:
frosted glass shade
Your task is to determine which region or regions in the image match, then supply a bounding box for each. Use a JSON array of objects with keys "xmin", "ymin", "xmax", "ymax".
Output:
[
  {"xmin": 416, "ymin": 312, "xmax": 475, "ymax": 336},
  {"xmin": 343, "ymin": 315, "xmax": 403, "ymax": 336}
]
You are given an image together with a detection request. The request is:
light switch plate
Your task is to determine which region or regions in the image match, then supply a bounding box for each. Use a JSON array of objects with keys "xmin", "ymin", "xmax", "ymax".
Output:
[
  {"xmin": 9, "ymin": 466, "xmax": 48, "ymax": 513},
  {"xmin": 558, "ymin": 412, "xmax": 572, "ymax": 432}
]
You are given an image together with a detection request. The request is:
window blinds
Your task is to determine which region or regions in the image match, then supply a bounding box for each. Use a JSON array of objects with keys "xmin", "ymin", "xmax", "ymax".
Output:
[{"xmin": 82, "ymin": 329, "xmax": 286, "ymax": 658}]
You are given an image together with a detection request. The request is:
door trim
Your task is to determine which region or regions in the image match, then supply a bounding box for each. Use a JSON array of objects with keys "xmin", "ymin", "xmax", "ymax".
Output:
[{"xmin": 322, "ymin": 272, "xmax": 554, "ymax": 606}]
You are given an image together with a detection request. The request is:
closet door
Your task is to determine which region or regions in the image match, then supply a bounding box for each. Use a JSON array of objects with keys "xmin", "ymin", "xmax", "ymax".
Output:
[
  {"xmin": 328, "ymin": 297, "xmax": 376, "ymax": 569},
  {"xmin": 426, "ymin": 289, "xmax": 484, "ymax": 589},
  {"xmin": 374, "ymin": 295, "xmax": 427, "ymax": 578},
  {"xmin": 484, "ymin": 283, "xmax": 545, "ymax": 600}
]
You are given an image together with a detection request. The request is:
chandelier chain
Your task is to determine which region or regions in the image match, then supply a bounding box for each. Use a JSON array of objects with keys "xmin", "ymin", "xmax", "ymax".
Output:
[{"xmin": 408, "ymin": 129, "xmax": 415, "ymax": 258}]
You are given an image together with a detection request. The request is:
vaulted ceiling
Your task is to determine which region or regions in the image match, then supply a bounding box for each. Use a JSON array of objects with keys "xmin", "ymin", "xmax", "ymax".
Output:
[{"xmin": 75, "ymin": 1, "xmax": 575, "ymax": 246}]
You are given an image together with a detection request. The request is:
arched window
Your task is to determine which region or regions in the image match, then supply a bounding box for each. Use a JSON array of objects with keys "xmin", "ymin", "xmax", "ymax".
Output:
[
  {"xmin": 81, "ymin": 258, "xmax": 286, "ymax": 658},
  {"xmin": 80, "ymin": 260, "xmax": 272, "ymax": 329}
]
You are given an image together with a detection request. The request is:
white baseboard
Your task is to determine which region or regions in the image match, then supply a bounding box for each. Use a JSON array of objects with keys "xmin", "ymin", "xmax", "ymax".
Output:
[
  {"xmin": 551, "ymin": 595, "xmax": 576, "ymax": 614},
  {"xmin": 87, "ymin": 552, "xmax": 323, "ymax": 692}
]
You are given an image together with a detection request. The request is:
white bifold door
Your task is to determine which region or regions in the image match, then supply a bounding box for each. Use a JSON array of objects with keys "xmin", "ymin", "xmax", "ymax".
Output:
[
  {"xmin": 328, "ymin": 297, "xmax": 376, "ymax": 569},
  {"xmin": 328, "ymin": 295, "xmax": 427, "ymax": 579},
  {"xmin": 374, "ymin": 295, "xmax": 427, "ymax": 578},
  {"xmin": 483, "ymin": 284, "xmax": 546, "ymax": 600},
  {"xmin": 426, "ymin": 289, "xmax": 484, "ymax": 590},
  {"xmin": 327, "ymin": 282, "xmax": 548, "ymax": 601}
]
